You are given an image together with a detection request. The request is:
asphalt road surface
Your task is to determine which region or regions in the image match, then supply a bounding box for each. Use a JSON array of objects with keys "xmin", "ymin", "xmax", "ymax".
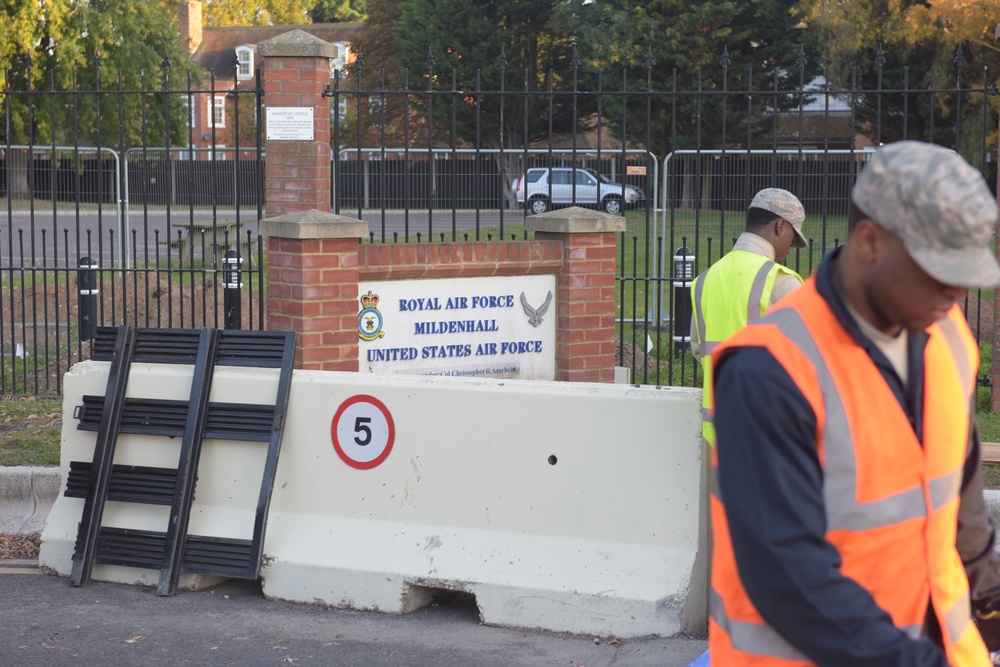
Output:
[
  {"xmin": 1, "ymin": 208, "xmax": 528, "ymax": 266},
  {"xmin": 0, "ymin": 568, "xmax": 707, "ymax": 667}
]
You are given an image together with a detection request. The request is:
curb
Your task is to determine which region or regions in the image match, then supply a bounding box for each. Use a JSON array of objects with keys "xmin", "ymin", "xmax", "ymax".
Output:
[{"xmin": 0, "ymin": 466, "xmax": 62, "ymax": 535}]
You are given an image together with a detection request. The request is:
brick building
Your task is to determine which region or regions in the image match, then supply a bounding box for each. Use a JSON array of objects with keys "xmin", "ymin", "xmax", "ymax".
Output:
[{"xmin": 177, "ymin": 0, "xmax": 361, "ymax": 158}]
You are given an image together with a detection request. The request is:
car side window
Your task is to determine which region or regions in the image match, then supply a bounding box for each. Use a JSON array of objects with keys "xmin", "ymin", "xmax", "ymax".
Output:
[
  {"xmin": 575, "ymin": 170, "xmax": 597, "ymax": 186},
  {"xmin": 526, "ymin": 170, "xmax": 545, "ymax": 183},
  {"xmin": 551, "ymin": 170, "xmax": 572, "ymax": 185}
]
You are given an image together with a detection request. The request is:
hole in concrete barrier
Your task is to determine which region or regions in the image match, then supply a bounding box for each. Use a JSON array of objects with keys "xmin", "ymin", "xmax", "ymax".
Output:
[
  {"xmin": 548, "ymin": 455, "xmax": 558, "ymax": 465},
  {"xmin": 402, "ymin": 584, "xmax": 480, "ymax": 622}
]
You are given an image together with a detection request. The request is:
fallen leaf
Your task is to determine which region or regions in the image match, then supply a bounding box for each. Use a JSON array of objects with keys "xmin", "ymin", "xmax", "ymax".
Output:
[{"xmin": 125, "ymin": 636, "xmax": 146, "ymax": 644}]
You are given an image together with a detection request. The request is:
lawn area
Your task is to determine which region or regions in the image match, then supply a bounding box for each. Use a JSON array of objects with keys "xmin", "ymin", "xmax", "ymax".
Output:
[{"xmin": 0, "ymin": 396, "xmax": 62, "ymax": 466}]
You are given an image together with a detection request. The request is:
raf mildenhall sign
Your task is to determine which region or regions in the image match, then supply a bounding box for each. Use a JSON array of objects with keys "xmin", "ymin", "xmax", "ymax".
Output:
[{"xmin": 358, "ymin": 275, "xmax": 556, "ymax": 380}]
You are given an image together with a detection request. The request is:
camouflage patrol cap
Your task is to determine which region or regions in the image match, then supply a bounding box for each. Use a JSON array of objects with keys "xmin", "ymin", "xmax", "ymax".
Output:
[
  {"xmin": 749, "ymin": 188, "xmax": 808, "ymax": 248},
  {"xmin": 851, "ymin": 141, "xmax": 1000, "ymax": 288}
]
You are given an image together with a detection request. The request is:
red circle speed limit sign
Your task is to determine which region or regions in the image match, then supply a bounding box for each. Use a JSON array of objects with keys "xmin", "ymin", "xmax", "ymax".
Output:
[{"xmin": 331, "ymin": 395, "xmax": 395, "ymax": 469}]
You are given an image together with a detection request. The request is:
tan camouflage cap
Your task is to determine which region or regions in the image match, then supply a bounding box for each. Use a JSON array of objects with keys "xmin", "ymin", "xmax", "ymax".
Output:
[
  {"xmin": 852, "ymin": 141, "xmax": 1000, "ymax": 288},
  {"xmin": 749, "ymin": 188, "xmax": 808, "ymax": 247}
]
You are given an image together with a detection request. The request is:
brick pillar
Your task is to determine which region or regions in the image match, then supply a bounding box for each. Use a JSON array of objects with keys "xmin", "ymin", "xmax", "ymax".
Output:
[
  {"xmin": 258, "ymin": 30, "xmax": 334, "ymax": 217},
  {"xmin": 527, "ymin": 207, "xmax": 625, "ymax": 383},
  {"xmin": 259, "ymin": 210, "xmax": 368, "ymax": 371}
]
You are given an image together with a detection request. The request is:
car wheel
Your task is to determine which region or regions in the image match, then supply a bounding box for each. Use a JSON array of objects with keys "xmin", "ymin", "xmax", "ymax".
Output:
[
  {"xmin": 528, "ymin": 197, "xmax": 550, "ymax": 215},
  {"xmin": 602, "ymin": 196, "xmax": 622, "ymax": 215}
]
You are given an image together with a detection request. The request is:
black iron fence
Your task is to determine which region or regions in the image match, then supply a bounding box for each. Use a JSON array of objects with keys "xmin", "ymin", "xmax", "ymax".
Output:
[
  {"xmin": 2, "ymin": 45, "xmax": 997, "ymax": 396},
  {"xmin": 1, "ymin": 65, "xmax": 265, "ymax": 395}
]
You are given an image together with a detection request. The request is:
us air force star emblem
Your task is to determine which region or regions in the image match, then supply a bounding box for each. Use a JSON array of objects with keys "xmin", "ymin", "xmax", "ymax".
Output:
[{"xmin": 520, "ymin": 291, "xmax": 553, "ymax": 327}]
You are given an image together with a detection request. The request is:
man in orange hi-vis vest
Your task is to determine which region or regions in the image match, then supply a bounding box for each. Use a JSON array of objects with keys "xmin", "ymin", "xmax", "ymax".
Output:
[{"xmin": 709, "ymin": 141, "xmax": 1000, "ymax": 666}]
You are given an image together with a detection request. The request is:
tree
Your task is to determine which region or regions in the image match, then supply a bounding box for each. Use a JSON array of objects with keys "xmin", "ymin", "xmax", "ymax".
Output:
[
  {"xmin": 563, "ymin": 0, "xmax": 822, "ymax": 155},
  {"xmin": 202, "ymin": 0, "xmax": 315, "ymax": 27},
  {"xmin": 0, "ymin": 0, "xmax": 198, "ymax": 198},
  {"xmin": 351, "ymin": 0, "xmax": 581, "ymax": 206},
  {"xmin": 311, "ymin": 0, "xmax": 368, "ymax": 23},
  {"xmin": 796, "ymin": 0, "xmax": 1000, "ymax": 159}
]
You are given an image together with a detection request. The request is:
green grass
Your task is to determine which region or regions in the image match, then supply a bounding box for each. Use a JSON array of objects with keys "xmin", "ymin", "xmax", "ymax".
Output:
[{"xmin": 0, "ymin": 396, "xmax": 62, "ymax": 466}]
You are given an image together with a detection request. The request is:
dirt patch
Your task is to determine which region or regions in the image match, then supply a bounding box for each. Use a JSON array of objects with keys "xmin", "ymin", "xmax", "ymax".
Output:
[
  {"xmin": 2, "ymin": 273, "xmax": 260, "ymax": 394},
  {"xmin": 0, "ymin": 532, "xmax": 40, "ymax": 559}
]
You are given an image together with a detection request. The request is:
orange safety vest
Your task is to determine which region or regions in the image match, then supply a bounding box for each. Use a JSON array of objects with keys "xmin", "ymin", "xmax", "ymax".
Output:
[{"xmin": 708, "ymin": 278, "xmax": 989, "ymax": 666}]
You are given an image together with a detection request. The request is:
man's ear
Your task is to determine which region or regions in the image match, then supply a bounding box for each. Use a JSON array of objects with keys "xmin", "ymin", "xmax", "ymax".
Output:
[{"xmin": 853, "ymin": 219, "xmax": 882, "ymax": 262}]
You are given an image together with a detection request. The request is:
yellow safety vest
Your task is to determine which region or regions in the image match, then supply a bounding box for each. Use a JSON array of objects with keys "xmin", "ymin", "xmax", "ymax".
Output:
[{"xmin": 690, "ymin": 250, "xmax": 803, "ymax": 444}]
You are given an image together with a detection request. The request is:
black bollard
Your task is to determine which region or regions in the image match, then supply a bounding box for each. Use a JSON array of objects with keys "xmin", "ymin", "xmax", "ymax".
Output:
[
  {"xmin": 77, "ymin": 256, "xmax": 99, "ymax": 341},
  {"xmin": 222, "ymin": 248, "xmax": 242, "ymax": 330},
  {"xmin": 671, "ymin": 245, "xmax": 695, "ymax": 357}
]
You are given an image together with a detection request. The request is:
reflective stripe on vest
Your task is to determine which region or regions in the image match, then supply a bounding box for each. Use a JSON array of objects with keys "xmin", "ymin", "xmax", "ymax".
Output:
[
  {"xmin": 765, "ymin": 307, "xmax": 967, "ymax": 531},
  {"xmin": 692, "ymin": 253, "xmax": 803, "ymax": 445},
  {"xmin": 709, "ymin": 292, "xmax": 980, "ymax": 664},
  {"xmin": 692, "ymin": 259, "xmax": 776, "ymax": 359}
]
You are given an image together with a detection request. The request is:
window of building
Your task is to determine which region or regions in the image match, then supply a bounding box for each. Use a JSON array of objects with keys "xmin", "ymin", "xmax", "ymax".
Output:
[
  {"xmin": 236, "ymin": 46, "xmax": 254, "ymax": 80},
  {"xmin": 207, "ymin": 96, "xmax": 226, "ymax": 128}
]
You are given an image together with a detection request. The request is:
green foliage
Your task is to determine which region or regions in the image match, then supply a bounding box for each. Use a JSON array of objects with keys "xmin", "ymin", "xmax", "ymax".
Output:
[
  {"xmin": 797, "ymin": 0, "xmax": 1000, "ymax": 164},
  {"xmin": 393, "ymin": 0, "xmax": 580, "ymax": 148},
  {"xmin": 311, "ymin": 0, "xmax": 368, "ymax": 22},
  {"xmin": 561, "ymin": 0, "xmax": 823, "ymax": 155},
  {"xmin": 203, "ymin": 0, "xmax": 314, "ymax": 26},
  {"xmin": 357, "ymin": 0, "xmax": 825, "ymax": 169},
  {"xmin": 0, "ymin": 0, "xmax": 200, "ymax": 151}
]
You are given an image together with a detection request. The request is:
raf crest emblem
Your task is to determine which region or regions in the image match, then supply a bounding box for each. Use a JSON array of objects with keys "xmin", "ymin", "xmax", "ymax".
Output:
[
  {"xmin": 358, "ymin": 290, "xmax": 386, "ymax": 341},
  {"xmin": 520, "ymin": 291, "xmax": 553, "ymax": 327}
]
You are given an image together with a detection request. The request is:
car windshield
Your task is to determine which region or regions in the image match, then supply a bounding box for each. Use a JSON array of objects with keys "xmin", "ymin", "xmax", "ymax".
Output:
[{"xmin": 584, "ymin": 168, "xmax": 613, "ymax": 184}]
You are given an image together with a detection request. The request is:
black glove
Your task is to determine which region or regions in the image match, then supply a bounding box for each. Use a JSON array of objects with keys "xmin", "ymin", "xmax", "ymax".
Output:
[{"xmin": 975, "ymin": 607, "xmax": 1000, "ymax": 654}]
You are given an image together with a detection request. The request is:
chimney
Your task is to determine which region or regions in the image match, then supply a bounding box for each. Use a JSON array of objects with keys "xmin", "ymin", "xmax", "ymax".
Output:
[{"xmin": 178, "ymin": 1, "xmax": 203, "ymax": 55}]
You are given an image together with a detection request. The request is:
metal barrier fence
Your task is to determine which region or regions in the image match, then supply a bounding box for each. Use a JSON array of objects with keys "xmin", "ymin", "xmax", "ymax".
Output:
[
  {"xmin": 2, "ymin": 47, "xmax": 997, "ymax": 395},
  {"xmin": 1, "ymin": 68, "xmax": 265, "ymax": 394}
]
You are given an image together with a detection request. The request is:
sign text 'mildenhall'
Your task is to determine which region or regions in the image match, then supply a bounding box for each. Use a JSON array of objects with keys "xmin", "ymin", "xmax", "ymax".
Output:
[{"xmin": 413, "ymin": 319, "xmax": 501, "ymax": 334}]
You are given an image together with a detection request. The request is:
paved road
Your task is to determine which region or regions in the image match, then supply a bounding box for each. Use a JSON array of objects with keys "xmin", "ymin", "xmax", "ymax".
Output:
[
  {"xmin": 0, "ymin": 568, "xmax": 707, "ymax": 667},
  {"xmin": 1, "ymin": 208, "xmax": 529, "ymax": 266}
]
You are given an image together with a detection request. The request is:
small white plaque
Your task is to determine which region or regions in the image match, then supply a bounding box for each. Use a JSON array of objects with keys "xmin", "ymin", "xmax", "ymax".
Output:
[{"xmin": 266, "ymin": 106, "xmax": 314, "ymax": 141}]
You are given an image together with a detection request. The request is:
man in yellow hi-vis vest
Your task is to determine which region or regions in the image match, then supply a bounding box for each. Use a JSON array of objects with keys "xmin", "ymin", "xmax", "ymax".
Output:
[{"xmin": 690, "ymin": 188, "xmax": 808, "ymax": 445}]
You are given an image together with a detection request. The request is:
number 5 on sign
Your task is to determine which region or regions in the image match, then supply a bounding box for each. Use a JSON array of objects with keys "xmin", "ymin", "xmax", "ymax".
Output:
[{"xmin": 331, "ymin": 395, "xmax": 395, "ymax": 469}]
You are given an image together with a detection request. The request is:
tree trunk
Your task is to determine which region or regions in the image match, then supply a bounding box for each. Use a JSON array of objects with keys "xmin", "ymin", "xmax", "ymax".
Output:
[
  {"xmin": 496, "ymin": 152, "xmax": 522, "ymax": 210},
  {"xmin": 7, "ymin": 148, "xmax": 31, "ymax": 200}
]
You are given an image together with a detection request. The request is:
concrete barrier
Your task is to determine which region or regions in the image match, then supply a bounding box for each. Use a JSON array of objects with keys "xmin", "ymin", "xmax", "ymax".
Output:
[
  {"xmin": 0, "ymin": 466, "xmax": 61, "ymax": 535},
  {"xmin": 40, "ymin": 359, "xmax": 707, "ymax": 637}
]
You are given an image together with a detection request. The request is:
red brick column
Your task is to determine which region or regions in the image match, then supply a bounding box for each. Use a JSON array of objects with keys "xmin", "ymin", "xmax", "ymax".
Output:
[
  {"xmin": 259, "ymin": 210, "xmax": 368, "ymax": 371},
  {"xmin": 527, "ymin": 207, "xmax": 625, "ymax": 382},
  {"xmin": 258, "ymin": 30, "xmax": 334, "ymax": 217}
]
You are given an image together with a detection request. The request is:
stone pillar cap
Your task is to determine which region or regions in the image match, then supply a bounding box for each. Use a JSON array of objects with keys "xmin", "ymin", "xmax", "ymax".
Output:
[
  {"xmin": 525, "ymin": 206, "xmax": 627, "ymax": 234},
  {"xmin": 259, "ymin": 209, "xmax": 369, "ymax": 239},
  {"xmin": 257, "ymin": 29, "xmax": 336, "ymax": 59}
]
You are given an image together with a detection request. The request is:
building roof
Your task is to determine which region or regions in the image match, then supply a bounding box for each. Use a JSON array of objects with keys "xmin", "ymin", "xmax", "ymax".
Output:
[{"xmin": 194, "ymin": 23, "xmax": 363, "ymax": 79}]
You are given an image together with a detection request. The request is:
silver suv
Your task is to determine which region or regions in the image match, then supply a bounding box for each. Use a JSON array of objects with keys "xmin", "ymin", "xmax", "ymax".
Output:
[{"xmin": 514, "ymin": 167, "xmax": 644, "ymax": 215}]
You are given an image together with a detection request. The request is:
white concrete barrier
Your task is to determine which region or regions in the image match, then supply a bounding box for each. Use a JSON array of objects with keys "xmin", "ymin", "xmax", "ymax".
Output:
[
  {"xmin": 41, "ymin": 360, "xmax": 707, "ymax": 638},
  {"xmin": 0, "ymin": 466, "xmax": 61, "ymax": 535}
]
